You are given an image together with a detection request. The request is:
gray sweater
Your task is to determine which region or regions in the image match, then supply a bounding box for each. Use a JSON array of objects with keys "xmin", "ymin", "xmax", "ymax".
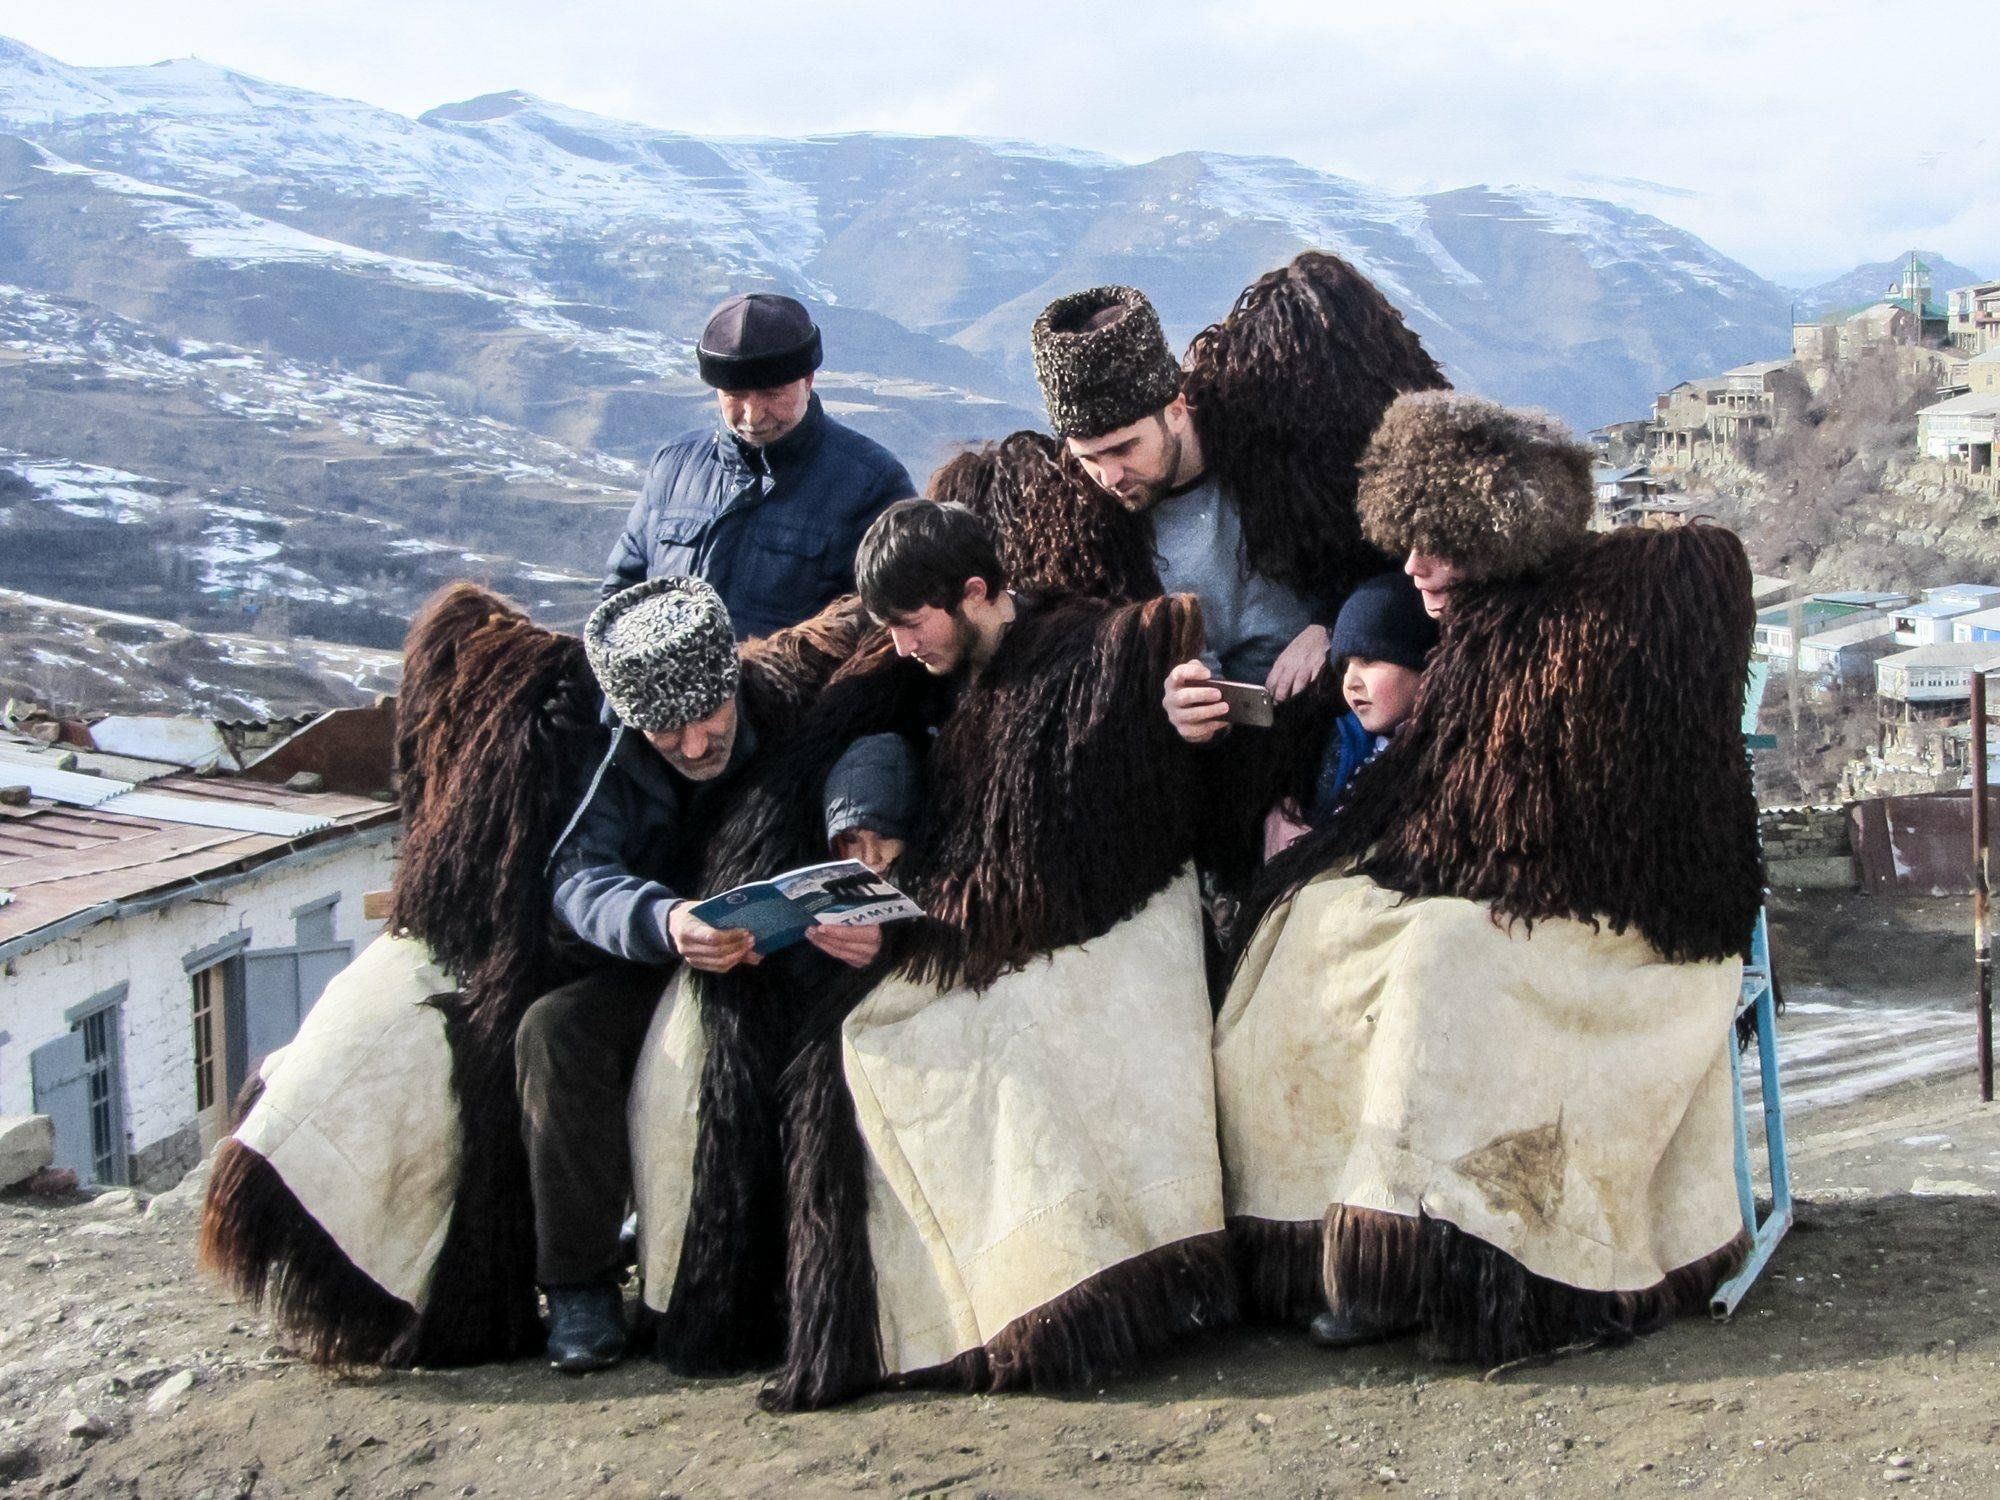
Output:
[{"xmin": 1150, "ymin": 474, "xmax": 1316, "ymax": 684}]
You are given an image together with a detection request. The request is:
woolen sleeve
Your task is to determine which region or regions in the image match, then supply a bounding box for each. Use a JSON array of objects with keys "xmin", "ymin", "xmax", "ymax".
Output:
[{"xmin": 548, "ymin": 760, "xmax": 682, "ymax": 965}]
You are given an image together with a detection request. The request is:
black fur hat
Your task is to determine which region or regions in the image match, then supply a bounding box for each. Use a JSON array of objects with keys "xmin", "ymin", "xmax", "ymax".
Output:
[
  {"xmin": 1357, "ymin": 392, "xmax": 1593, "ymax": 580},
  {"xmin": 1031, "ymin": 286, "xmax": 1182, "ymax": 439}
]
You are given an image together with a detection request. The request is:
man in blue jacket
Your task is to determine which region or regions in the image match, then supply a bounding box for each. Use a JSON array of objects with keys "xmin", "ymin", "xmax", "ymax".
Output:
[
  {"xmin": 601, "ymin": 293, "xmax": 917, "ymax": 639},
  {"xmin": 518, "ymin": 576, "xmax": 881, "ymax": 1374}
]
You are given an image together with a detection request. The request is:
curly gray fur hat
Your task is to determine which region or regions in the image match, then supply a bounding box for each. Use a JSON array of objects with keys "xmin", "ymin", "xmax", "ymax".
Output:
[
  {"xmin": 1357, "ymin": 392, "xmax": 1594, "ymax": 580},
  {"xmin": 585, "ymin": 576, "xmax": 739, "ymax": 732},
  {"xmin": 1031, "ymin": 285, "xmax": 1183, "ymax": 439}
]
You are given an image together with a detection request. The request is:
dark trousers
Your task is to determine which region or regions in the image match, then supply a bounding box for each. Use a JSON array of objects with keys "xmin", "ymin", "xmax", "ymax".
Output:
[{"xmin": 514, "ymin": 964, "xmax": 667, "ymax": 1287}]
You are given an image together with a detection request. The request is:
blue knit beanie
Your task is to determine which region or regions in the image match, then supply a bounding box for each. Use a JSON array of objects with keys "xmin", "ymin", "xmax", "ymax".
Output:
[{"xmin": 1330, "ymin": 572, "xmax": 1439, "ymax": 672}]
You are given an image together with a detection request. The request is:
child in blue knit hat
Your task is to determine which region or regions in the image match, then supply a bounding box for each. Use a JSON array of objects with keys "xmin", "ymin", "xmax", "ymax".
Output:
[{"xmin": 1266, "ymin": 571, "xmax": 1439, "ymax": 856}]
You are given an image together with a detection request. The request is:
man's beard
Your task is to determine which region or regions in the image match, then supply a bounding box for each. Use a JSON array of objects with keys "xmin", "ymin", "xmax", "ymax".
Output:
[
  {"xmin": 665, "ymin": 726, "xmax": 736, "ymax": 780},
  {"xmin": 921, "ymin": 611, "xmax": 980, "ymax": 677},
  {"xmin": 1108, "ymin": 421, "xmax": 1182, "ymax": 514}
]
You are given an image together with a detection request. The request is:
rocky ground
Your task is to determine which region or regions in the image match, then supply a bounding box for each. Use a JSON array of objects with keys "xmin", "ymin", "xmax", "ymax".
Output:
[{"xmin": 2, "ymin": 896, "xmax": 1996, "ymax": 1498}]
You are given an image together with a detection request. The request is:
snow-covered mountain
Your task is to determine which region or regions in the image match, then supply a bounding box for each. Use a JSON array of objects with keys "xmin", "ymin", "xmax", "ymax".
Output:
[
  {"xmin": 0, "ymin": 33, "xmax": 1799, "ymax": 689},
  {"xmin": 0, "ymin": 35, "xmax": 1790, "ymax": 438}
]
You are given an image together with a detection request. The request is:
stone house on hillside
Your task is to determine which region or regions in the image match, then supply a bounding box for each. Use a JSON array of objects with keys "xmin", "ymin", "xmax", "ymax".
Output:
[
  {"xmin": 1647, "ymin": 361, "xmax": 1788, "ymax": 467},
  {"xmin": 0, "ymin": 716, "xmax": 396, "ymax": 1189},
  {"xmin": 1947, "ymin": 281, "xmax": 2000, "ymax": 355},
  {"xmin": 1916, "ymin": 392, "xmax": 2000, "ymax": 492}
]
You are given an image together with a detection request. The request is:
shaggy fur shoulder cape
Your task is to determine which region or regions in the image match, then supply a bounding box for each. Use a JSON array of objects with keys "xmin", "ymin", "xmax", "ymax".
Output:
[
  {"xmin": 1183, "ymin": 251, "xmax": 1450, "ymax": 605},
  {"xmin": 647, "ymin": 590, "xmax": 1229, "ymax": 1409},
  {"xmin": 1249, "ymin": 523, "xmax": 1764, "ymax": 966},
  {"xmin": 1225, "ymin": 525, "xmax": 1761, "ymax": 1359},
  {"xmin": 200, "ymin": 582, "xmax": 866, "ymax": 1368}
]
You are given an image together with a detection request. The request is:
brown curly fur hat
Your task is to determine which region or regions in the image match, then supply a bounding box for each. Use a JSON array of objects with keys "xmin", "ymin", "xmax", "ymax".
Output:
[{"xmin": 1357, "ymin": 392, "xmax": 1593, "ymax": 579}]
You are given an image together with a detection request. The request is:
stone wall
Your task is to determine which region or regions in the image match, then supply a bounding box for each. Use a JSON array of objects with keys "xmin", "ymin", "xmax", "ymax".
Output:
[{"xmin": 1760, "ymin": 804, "xmax": 1856, "ymax": 889}]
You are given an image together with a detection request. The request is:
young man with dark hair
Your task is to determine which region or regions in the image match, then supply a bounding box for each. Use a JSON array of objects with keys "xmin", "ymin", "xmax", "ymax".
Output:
[
  {"xmin": 815, "ymin": 500, "xmax": 1017, "ymax": 874},
  {"xmin": 1030, "ymin": 285, "xmax": 1325, "ymax": 703},
  {"xmin": 854, "ymin": 499, "xmax": 1016, "ymax": 681}
]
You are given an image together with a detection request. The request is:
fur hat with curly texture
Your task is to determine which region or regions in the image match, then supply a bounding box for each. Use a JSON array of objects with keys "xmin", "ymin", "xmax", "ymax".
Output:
[
  {"xmin": 1357, "ymin": 392, "xmax": 1593, "ymax": 580},
  {"xmin": 585, "ymin": 576, "xmax": 740, "ymax": 732},
  {"xmin": 1031, "ymin": 286, "xmax": 1183, "ymax": 439}
]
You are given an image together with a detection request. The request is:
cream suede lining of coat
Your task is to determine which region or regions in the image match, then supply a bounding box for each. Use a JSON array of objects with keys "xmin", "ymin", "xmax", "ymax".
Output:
[
  {"xmin": 1214, "ymin": 873, "xmax": 1742, "ymax": 1293},
  {"xmin": 632, "ymin": 871, "xmax": 1225, "ymax": 1374},
  {"xmin": 232, "ymin": 934, "xmax": 461, "ymax": 1310}
]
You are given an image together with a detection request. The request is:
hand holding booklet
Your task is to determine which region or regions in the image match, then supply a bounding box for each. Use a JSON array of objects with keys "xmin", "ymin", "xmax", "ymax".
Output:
[{"xmin": 686, "ymin": 859, "xmax": 924, "ymax": 956}]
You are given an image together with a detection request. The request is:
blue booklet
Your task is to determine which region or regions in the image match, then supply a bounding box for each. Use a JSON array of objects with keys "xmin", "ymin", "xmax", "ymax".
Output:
[{"xmin": 686, "ymin": 859, "xmax": 923, "ymax": 956}]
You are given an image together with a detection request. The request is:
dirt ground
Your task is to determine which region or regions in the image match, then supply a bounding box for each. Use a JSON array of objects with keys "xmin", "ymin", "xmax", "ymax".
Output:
[{"xmin": 3, "ymin": 893, "xmax": 1998, "ymax": 1499}]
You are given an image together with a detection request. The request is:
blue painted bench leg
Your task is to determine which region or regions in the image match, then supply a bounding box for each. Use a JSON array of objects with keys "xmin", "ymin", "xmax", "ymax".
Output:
[{"xmin": 1712, "ymin": 907, "xmax": 1794, "ymax": 1318}]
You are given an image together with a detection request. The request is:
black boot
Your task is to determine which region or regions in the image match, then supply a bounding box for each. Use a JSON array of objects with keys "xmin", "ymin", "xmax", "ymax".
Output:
[
  {"xmin": 1308, "ymin": 1307, "xmax": 1413, "ymax": 1350},
  {"xmin": 544, "ymin": 1283, "xmax": 628, "ymax": 1373}
]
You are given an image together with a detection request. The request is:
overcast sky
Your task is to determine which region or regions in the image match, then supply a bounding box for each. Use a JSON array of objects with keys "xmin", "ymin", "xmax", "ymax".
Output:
[{"xmin": 6, "ymin": 1, "xmax": 1993, "ymax": 289}]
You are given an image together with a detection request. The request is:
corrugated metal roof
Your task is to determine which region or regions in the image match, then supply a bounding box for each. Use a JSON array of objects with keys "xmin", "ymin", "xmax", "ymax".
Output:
[
  {"xmin": 87, "ymin": 715, "xmax": 238, "ymax": 772},
  {"xmin": 95, "ymin": 791, "xmax": 331, "ymax": 838},
  {"xmin": 0, "ymin": 760, "xmax": 331, "ymax": 836},
  {"xmin": 0, "ymin": 761, "xmax": 133, "ymax": 807}
]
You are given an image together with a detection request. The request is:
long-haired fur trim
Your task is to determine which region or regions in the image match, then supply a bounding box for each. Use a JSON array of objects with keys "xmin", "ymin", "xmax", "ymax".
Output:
[
  {"xmin": 198, "ymin": 1141, "xmax": 416, "ymax": 1367},
  {"xmin": 1182, "ymin": 251, "xmax": 1449, "ymax": 604},
  {"xmin": 1228, "ymin": 1215, "xmax": 1328, "ymax": 1327},
  {"xmin": 757, "ymin": 1033, "xmax": 885, "ymax": 1412},
  {"xmin": 1325, "ymin": 1206, "xmax": 1748, "ymax": 1367},
  {"xmin": 1249, "ymin": 524, "xmax": 1764, "ymax": 966},
  {"xmin": 653, "ymin": 1000, "xmax": 789, "ymax": 1376},
  {"xmin": 894, "ymin": 1232, "xmax": 1236, "ymax": 1397},
  {"xmin": 927, "ymin": 432, "xmax": 1162, "ymax": 602}
]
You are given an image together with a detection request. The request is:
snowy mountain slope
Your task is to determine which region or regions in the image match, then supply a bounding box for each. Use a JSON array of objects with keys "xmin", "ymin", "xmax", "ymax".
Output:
[
  {"xmin": 0, "ymin": 34, "xmax": 1791, "ymax": 436},
  {"xmin": 0, "ymin": 585, "xmax": 401, "ymax": 720}
]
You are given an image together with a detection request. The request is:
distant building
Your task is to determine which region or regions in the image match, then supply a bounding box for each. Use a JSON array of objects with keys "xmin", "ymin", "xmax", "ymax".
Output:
[
  {"xmin": 1796, "ymin": 613, "xmax": 1901, "ymax": 684},
  {"xmin": 1915, "ymin": 392, "xmax": 2000, "ymax": 492},
  {"xmin": 1645, "ymin": 360, "xmax": 1787, "ymax": 467},
  {"xmin": 1892, "ymin": 597, "xmax": 1983, "ymax": 646},
  {"xmin": 1591, "ymin": 463, "xmax": 1670, "ymax": 526},
  {"xmin": 1952, "ymin": 604, "xmax": 2000, "ymax": 643},
  {"xmin": 1648, "ymin": 377, "xmax": 1729, "ymax": 465},
  {"xmin": 1754, "ymin": 598, "xmax": 1875, "ymax": 659},
  {"xmin": 1876, "ymin": 641, "xmax": 2000, "ymax": 750},
  {"xmin": 1751, "ymin": 574, "xmax": 1795, "ymax": 608},
  {"xmin": 1925, "ymin": 583, "xmax": 2000, "ymax": 607},
  {"xmin": 1968, "ymin": 349, "xmax": 2000, "ymax": 396},
  {"xmin": 1946, "ymin": 281, "xmax": 2000, "ymax": 355},
  {"xmin": 1795, "ymin": 254, "xmax": 1951, "ymax": 363},
  {"xmin": 0, "ymin": 714, "xmax": 396, "ymax": 1189},
  {"xmin": 1587, "ymin": 419, "xmax": 1651, "ymax": 463}
]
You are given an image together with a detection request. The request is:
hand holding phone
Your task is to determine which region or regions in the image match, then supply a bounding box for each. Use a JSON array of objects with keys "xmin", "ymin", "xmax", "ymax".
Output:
[
  {"xmin": 1211, "ymin": 678, "xmax": 1276, "ymax": 728},
  {"xmin": 1164, "ymin": 660, "xmax": 1236, "ymax": 744}
]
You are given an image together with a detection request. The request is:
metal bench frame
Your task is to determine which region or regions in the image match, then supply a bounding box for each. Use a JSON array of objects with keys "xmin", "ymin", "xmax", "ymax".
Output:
[{"xmin": 1711, "ymin": 905, "xmax": 1792, "ymax": 1317}]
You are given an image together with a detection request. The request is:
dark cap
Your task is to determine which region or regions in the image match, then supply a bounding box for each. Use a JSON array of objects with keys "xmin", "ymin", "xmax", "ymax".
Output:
[
  {"xmin": 696, "ymin": 293, "xmax": 824, "ymax": 391},
  {"xmin": 1331, "ymin": 571, "xmax": 1439, "ymax": 673}
]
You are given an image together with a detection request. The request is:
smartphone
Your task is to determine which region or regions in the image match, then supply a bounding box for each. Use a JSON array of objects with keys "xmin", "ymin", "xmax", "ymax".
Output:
[{"xmin": 1213, "ymin": 678, "xmax": 1275, "ymax": 728}]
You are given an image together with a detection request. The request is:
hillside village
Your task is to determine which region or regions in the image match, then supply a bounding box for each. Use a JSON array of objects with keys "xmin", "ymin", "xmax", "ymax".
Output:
[{"xmin": 1581, "ymin": 255, "xmax": 2000, "ymax": 822}]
